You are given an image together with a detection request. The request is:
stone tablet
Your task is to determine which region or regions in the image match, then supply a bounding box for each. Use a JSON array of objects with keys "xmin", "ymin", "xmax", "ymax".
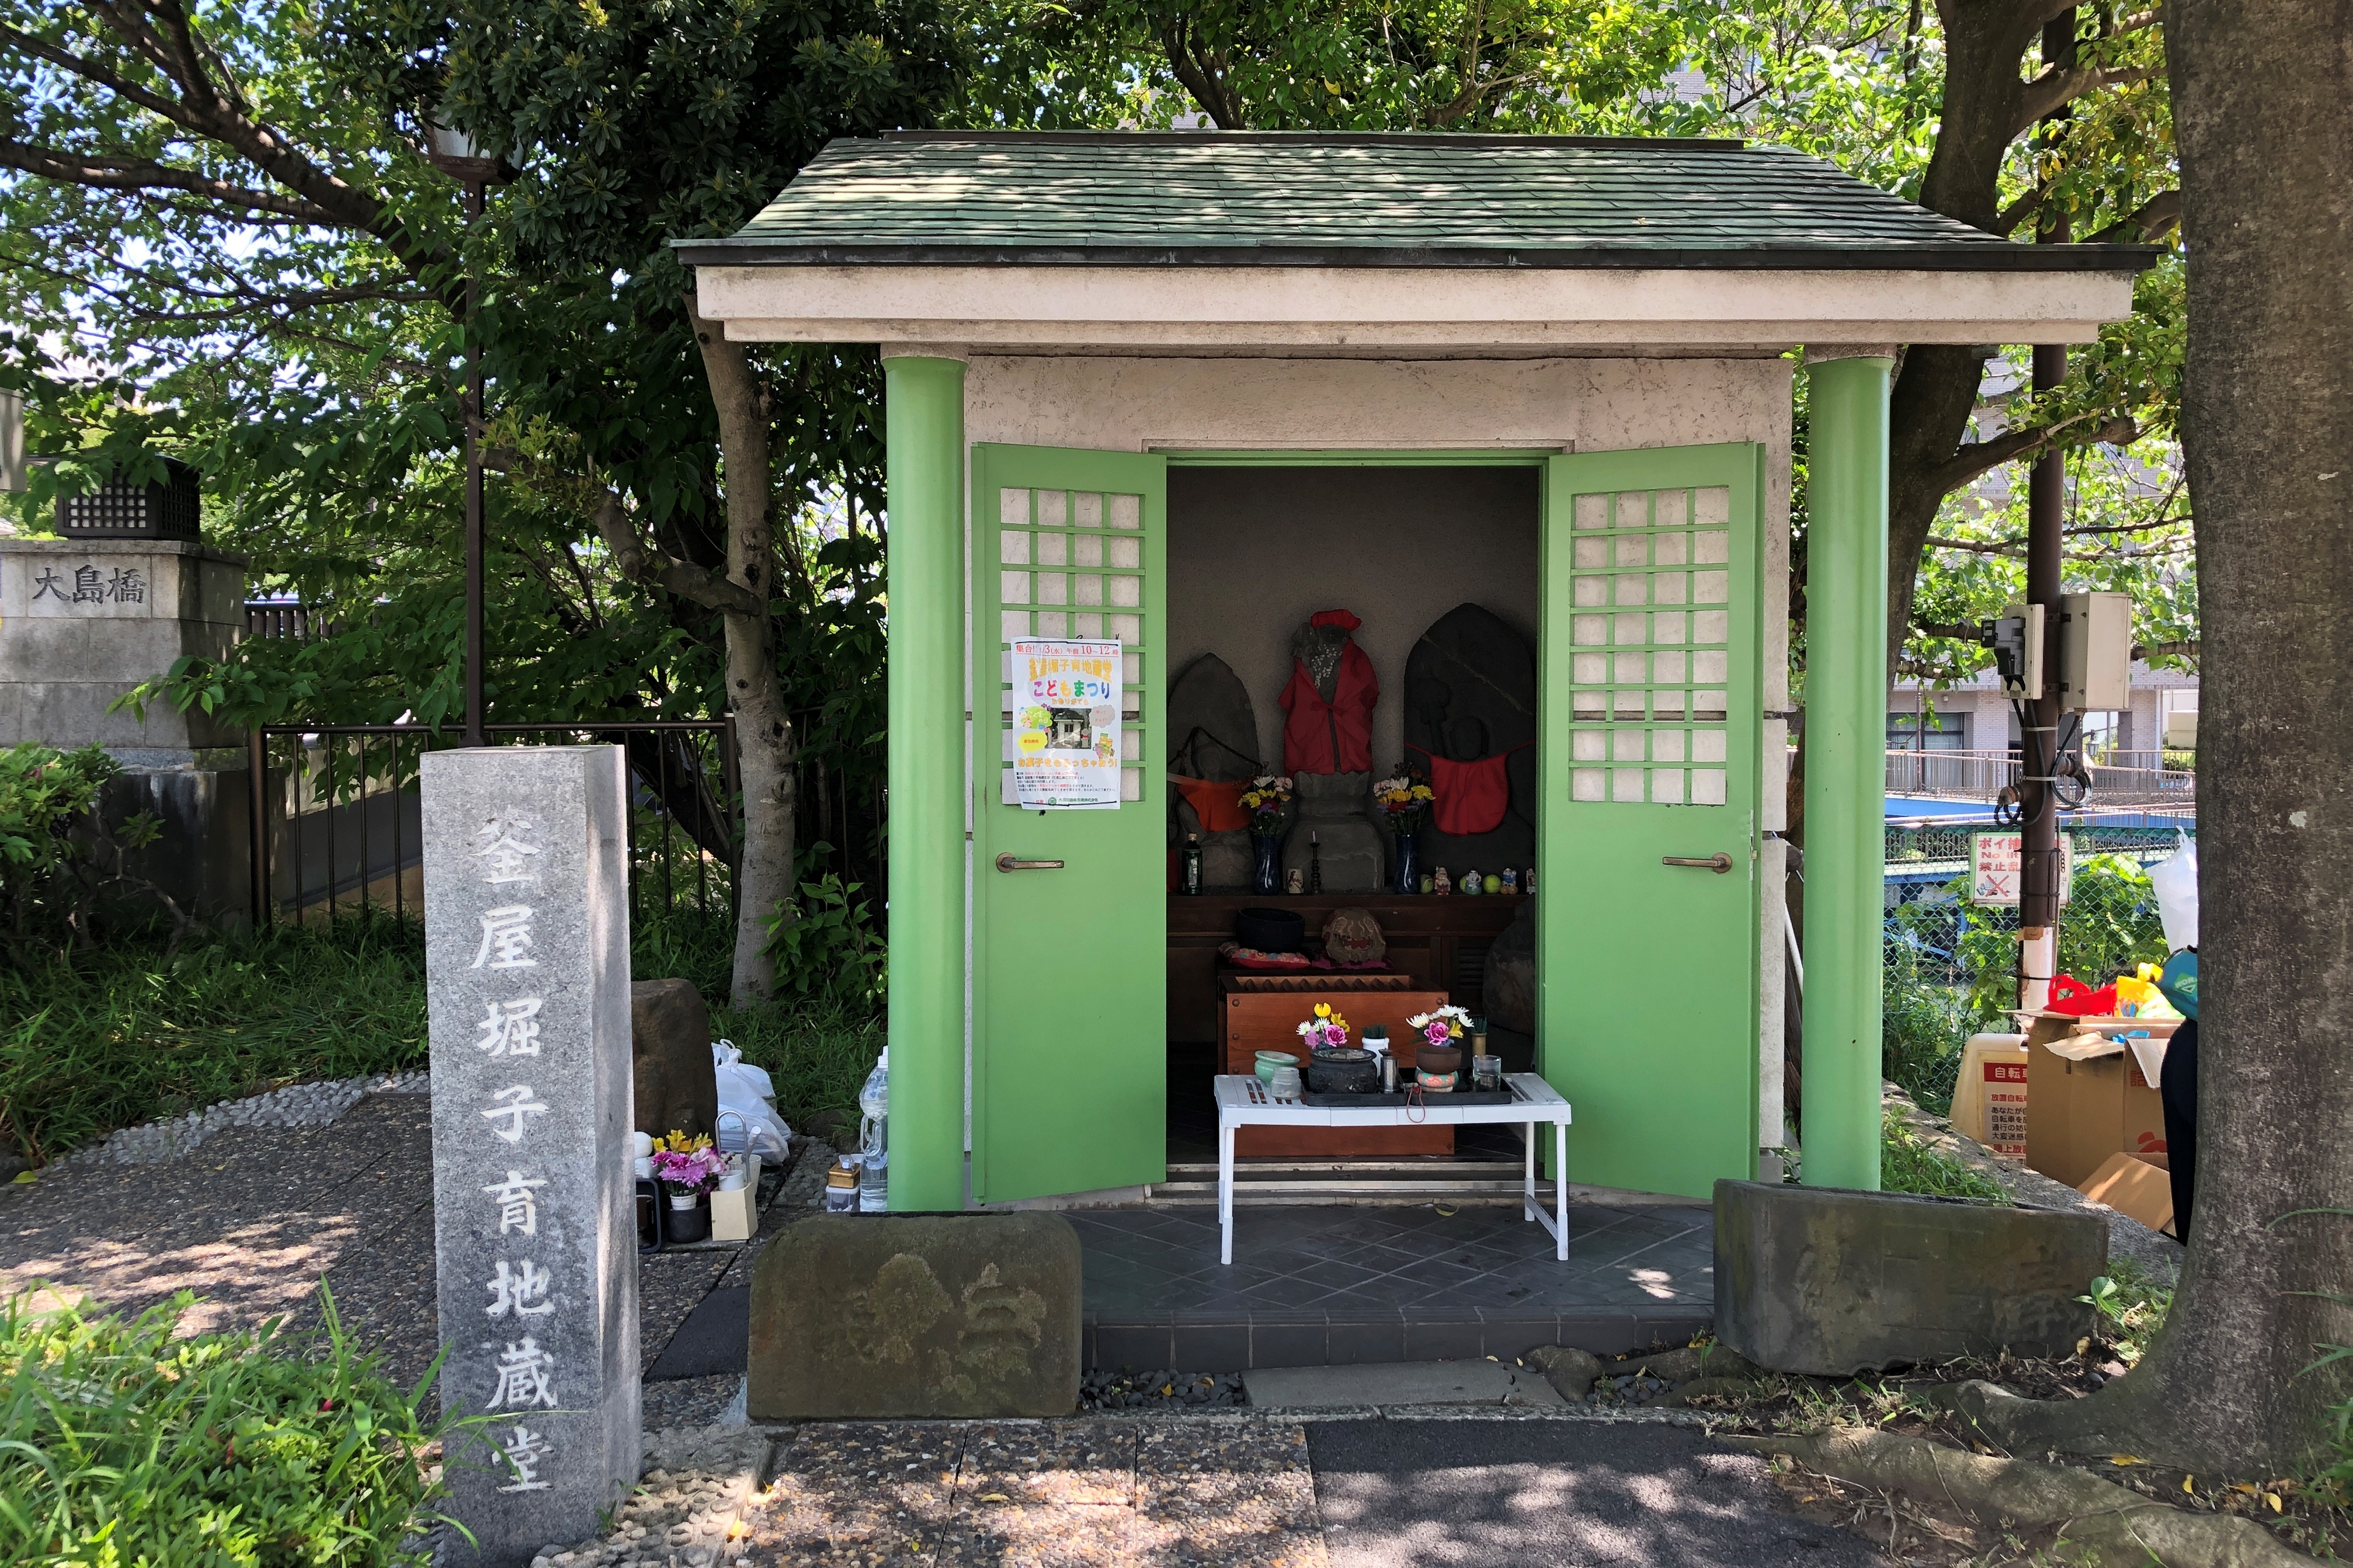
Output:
[
  {"xmin": 748, "ymin": 1213, "xmax": 1082, "ymax": 1420},
  {"xmin": 631, "ymin": 978, "xmax": 718, "ymax": 1139},
  {"xmin": 1168, "ymin": 653, "xmax": 1262, "ymax": 889},
  {"xmin": 423, "ymin": 746, "xmax": 638, "ymax": 1564},
  {"xmin": 1403, "ymin": 603, "xmax": 1537, "ymax": 873}
]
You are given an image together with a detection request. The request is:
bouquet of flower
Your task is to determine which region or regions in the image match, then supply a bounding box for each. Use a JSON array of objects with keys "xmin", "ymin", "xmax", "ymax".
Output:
[
  {"xmin": 1296, "ymin": 1002, "xmax": 1350, "ymax": 1051},
  {"xmin": 1405, "ymin": 1005, "xmax": 1475, "ymax": 1050},
  {"xmin": 650, "ymin": 1132, "xmax": 725, "ymax": 1197},
  {"xmin": 1236, "ymin": 775, "xmax": 1294, "ymax": 837},
  {"xmin": 1373, "ymin": 770, "xmax": 1436, "ymax": 836}
]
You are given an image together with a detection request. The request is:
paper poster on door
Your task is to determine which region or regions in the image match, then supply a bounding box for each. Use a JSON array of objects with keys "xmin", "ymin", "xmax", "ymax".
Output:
[{"xmin": 1012, "ymin": 639, "xmax": 1122, "ymax": 808}]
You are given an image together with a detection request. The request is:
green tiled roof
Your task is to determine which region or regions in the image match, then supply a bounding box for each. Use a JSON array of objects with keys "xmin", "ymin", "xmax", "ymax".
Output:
[{"xmin": 675, "ymin": 132, "xmax": 2156, "ymax": 272}]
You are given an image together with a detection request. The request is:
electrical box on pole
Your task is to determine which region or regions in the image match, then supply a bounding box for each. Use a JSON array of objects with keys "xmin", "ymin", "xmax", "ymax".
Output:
[
  {"xmin": 2057, "ymin": 591, "xmax": 2133, "ymax": 712},
  {"xmin": 1991, "ymin": 604, "xmax": 2045, "ymax": 700}
]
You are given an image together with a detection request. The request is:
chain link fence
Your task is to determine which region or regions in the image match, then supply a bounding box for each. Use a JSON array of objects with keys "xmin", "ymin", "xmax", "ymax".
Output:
[{"xmin": 1880, "ymin": 822, "xmax": 2187, "ymax": 1111}]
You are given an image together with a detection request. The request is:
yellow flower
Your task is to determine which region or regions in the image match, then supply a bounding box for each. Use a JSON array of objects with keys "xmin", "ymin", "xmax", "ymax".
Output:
[{"xmin": 1314, "ymin": 1003, "xmax": 1332, "ymax": 1018}]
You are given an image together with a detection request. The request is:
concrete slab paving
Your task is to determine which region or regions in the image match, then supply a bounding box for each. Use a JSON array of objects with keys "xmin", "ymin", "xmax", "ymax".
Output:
[
  {"xmin": 1245, "ymin": 1360, "xmax": 1565, "ymax": 1409},
  {"xmin": 1309, "ymin": 1418, "xmax": 1890, "ymax": 1567}
]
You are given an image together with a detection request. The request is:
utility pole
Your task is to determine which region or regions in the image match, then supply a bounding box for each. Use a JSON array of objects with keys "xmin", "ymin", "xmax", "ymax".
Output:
[
  {"xmin": 424, "ymin": 120, "xmax": 509, "ymax": 748},
  {"xmin": 2018, "ymin": 8, "xmax": 2076, "ymax": 1013},
  {"xmin": 462, "ymin": 178, "xmax": 487, "ymax": 747}
]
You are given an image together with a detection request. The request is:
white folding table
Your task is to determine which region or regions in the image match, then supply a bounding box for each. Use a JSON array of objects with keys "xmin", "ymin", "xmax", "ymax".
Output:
[{"xmin": 1211, "ymin": 1072, "xmax": 1574, "ymax": 1264}]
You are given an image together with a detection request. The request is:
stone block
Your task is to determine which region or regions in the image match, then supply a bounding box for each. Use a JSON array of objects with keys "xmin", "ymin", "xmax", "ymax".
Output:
[
  {"xmin": 1714, "ymin": 1179, "xmax": 2104, "ymax": 1376},
  {"xmin": 423, "ymin": 746, "xmax": 638, "ymax": 1564},
  {"xmin": 748, "ymin": 1214, "xmax": 1082, "ymax": 1420},
  {"xmin": 631, "ymin": 978, "xmax": 718, "ymax": 1140}
]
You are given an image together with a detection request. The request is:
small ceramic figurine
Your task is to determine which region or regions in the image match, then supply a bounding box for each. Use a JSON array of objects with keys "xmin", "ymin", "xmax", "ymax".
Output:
[
  {"xmin": 1285, "ymin": 867, "xmax": 1305, "ymax": 894},
  {"xmin": 1460, "ymin": 866, "xmax": 1482, "ymax": 895},
  {"xmin": 1524, "ymin": 866, "xmax": 1537, "ymax": 894},
  {"xmin": 1432, "ymin": 866, "xmax": 1452, "ymax": 896},
  {"xmin": 1419, "ymin": 874, "xmax": 1434, "ymax": 894},
  {"xmin": 1482, "ymin": 873, "xmax": 1502, "ymax": 895},
  {"xmin": 1501, "ymin": 867, "xmax": 1519, "ymax": 894}
]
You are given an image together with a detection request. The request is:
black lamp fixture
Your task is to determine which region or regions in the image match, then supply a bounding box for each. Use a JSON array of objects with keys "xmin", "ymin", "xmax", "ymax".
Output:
[{"xmin": 422, "ymin": 109, "xmax": 515, "ymax": 746}]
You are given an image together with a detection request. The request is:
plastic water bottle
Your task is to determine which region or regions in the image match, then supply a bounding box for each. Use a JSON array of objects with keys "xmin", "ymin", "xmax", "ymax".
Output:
[{"xmin": 857, "ymin": 1049, "xmax": 889, "ymax": 1212}]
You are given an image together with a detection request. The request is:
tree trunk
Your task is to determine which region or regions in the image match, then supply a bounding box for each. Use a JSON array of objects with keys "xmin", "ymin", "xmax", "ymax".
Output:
[
  {"xmin": 1886, "ymin": 344, "xmax": 1994, "ymax": 673},
  {"xmin": 686, "ymin": 301, "xmax": 798, "ymax": 1007},
  {"xmin": 1952, "ymin": 0, "xmax": 2353, "ymax": 1475}
]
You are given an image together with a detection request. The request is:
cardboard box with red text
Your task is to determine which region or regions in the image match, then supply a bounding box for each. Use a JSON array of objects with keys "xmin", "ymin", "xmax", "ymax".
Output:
[{"xmin": 2023, "ymin": 1013, "xmax": 2174, "ymax": 1190}]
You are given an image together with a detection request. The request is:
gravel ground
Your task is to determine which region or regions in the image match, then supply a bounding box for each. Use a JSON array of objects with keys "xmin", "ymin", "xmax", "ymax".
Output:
[
  {"xmin": 53, "ymin": 1069, "xmax": 430, "ymax": 1169},
  {"xmin": 1082, "ymin": 1368, "xmax": 1249, "ymax": 1411},
  {"xmin": 1, "ymin": 1079, "xmax": 802, "ymax": 1420}
]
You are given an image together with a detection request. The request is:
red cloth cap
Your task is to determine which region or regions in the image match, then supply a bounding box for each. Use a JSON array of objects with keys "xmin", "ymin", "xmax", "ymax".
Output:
[{"xmin": 1309, "ymin": 609, "xmax": 1362, "ymax": 631}]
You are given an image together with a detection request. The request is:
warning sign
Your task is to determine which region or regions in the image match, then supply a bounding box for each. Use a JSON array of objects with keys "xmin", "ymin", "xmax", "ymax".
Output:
[{"xmin": 1970, "ymin": 830, "xmax": 2076, "ymax": 906}]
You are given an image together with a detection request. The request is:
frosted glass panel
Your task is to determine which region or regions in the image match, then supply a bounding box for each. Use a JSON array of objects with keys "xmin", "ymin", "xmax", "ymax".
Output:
[{"xmin": 1557, "ymin": 482, "xmax": 1742, "ymax": 809}]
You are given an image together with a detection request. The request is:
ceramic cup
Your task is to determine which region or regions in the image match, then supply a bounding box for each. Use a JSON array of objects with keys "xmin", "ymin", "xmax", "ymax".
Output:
[{"xmin": 1268, "ymin": 1065, "xmax": 1303, "ymax": 1100}]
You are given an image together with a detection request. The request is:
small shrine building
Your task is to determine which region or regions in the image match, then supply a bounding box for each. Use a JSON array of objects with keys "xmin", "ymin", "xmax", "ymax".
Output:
[{"xmin": 678, "ymin": 132, "xmax": 2153, "ymax": 1211}]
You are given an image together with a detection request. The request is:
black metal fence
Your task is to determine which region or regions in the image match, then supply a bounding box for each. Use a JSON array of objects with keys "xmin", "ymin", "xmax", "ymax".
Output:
[{"xmin": 246, "ymin": 720, "xmax": 738, "ymax": 927}]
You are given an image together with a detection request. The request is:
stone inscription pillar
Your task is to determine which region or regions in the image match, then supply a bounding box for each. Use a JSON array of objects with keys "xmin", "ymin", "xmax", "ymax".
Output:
[{"xmin": 422, "ymin": 745, "xmax": 638, "ymax": 1562}]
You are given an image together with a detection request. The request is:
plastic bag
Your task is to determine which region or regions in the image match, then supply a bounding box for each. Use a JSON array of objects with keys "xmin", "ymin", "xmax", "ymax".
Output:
[
  {"xmin": 2149, "ymin": 831, "xmax": 2199, "ymax": 952},
  {"xmin": 712, "ymin": 1038, "xmax": 791, "ymax": 1157}
]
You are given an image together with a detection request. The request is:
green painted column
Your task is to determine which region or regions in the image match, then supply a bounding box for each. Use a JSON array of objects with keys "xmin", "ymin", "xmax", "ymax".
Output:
[
  {"xmin": 1801, "ymin": 353, "xmax": 1892, "ymax": 1191},
  {"xmin": 883, "ymin": 353, "xmax": 967, "ymax": 1211}
]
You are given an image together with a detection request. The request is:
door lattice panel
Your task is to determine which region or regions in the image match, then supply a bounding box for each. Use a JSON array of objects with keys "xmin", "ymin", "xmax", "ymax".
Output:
[
  {"xmin": 1566, "ymin": 486, "xmax": 1735, "ymax": 806},
  {"xmin": 995, "ymin": 486, "xmax": 1148, "ymax": 804}
]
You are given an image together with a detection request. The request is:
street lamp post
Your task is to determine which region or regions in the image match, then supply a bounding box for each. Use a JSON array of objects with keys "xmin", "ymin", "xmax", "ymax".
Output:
[{"xmin": 424, "ymin": 122, "xmax": 510, "ymax": 748}]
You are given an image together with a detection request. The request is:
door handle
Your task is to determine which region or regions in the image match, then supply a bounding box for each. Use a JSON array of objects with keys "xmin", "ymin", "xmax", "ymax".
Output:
[
  {"xmin": 995, "ymin": 854, "xmax": 1066, "ymax": 872},
  {"xmin": 1663, "ymin": 853, "xmax": 1734, "ymax": 874}
]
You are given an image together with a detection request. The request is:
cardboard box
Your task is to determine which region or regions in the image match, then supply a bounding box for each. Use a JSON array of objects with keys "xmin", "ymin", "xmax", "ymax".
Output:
[
  {"xmin": 2078, "ymin": 1150, "xmax": 2174, "ymax": 1236},
  {"xmin": 1950, "ymin": 1034, "xmax": 2029, "ymax": 1156},
  {"xmin": 2024, "ymin": 1013, "xmax": 2174, "ymax": 1189}
]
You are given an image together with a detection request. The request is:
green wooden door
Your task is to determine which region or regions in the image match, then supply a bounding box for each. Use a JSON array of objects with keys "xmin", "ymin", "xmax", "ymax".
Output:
[
  {"xmin": 1539, "ymin": 446, "xmax": 1764, "ymax": 1198},
  {"xmin": 971, "ymin": 444, "xmax": 1169, "ymax": 1203}
]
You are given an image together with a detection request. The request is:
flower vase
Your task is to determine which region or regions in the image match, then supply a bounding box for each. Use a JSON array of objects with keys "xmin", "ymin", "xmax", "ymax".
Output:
[
  {"xmin": 1252, "ymin": 835, "xmax": 1281, "ymax": 895},
  {"xmin": 1393, "ymin": 830, "xmax": 1420, "ymax": 895},
  {"xmin": 665, "ymin": 1191, "xmax": 711, "ymax": 1243}
]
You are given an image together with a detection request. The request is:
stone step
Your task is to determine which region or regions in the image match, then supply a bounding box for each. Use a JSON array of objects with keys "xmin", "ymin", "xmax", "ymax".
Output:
[{"xmin": 1148, "ymin": 1158, "xmax": 1531, "ymax": 1206}]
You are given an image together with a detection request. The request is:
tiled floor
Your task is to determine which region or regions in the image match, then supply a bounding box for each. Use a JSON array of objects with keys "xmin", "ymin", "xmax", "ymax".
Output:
[{"xmin": 1071, "ymin": 1201, "xmax": 1712, "ymax": 1369}]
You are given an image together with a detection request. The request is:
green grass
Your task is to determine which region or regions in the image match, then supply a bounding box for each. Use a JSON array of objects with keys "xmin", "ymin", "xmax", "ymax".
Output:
[
  {"xmin": 0, "ymin": 919, "xmax": 429, "ymax": 1165},
  {"xmin": 0, "ymin": 907, "xmax": 883, "ymax": 1164},
  {"xmin": 0, "ymin": 1285, "xmax": 449, "ymax": 1566},
  {"xmin": 1879, "ymin": 1112, "xmax": 2011, "ymax": 1202}
]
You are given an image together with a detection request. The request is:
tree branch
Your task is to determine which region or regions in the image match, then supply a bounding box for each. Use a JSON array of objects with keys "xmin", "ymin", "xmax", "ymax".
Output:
[
  {"xmin": 1911, "ymin": 617, "xmax": 1986, "ymax": 642},
  {"xmin": 1927, "ymin": 412, "xmax": 2140, "ymax": 497},
  {"xmin": 2087, "ymin": 188, "xmax": 2181, "ymax": 243},
  {"xmin": 2014, "ymin": 64, "xmax": 2161, "ymax": 135},
  {"xmin": 0, "ymin": 20, "xmax": 189, "ymax": 121},
  {"xmin": 1159, "ymin": 16, "xmax": 1246, "ymax": 129},
  {"xmin": 2133, "ymin": 639, "xmax": 2198, "ymax": 661},
  {"xmin": 480, "ymin": 443, "xmax": 767, "ymax": 620},
  {"xmin": 1996, "ymin": 179, "xmax": 2052, "ymax": 237},
  {"xmin": 0, "ymin": 138, "xmax": 339, "ymax": 224}
]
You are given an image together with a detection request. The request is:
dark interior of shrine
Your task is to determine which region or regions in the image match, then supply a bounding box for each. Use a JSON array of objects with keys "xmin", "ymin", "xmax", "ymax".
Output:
[{"xmin": 1162, "ymin": 464, "xmax": 1543, "ymax": 1167}]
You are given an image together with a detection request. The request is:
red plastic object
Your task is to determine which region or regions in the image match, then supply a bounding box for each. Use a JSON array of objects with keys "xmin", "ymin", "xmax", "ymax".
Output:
[{"xmin": 2046, "ymin": 974, "xmax": 2119, "ymax": 1016}]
